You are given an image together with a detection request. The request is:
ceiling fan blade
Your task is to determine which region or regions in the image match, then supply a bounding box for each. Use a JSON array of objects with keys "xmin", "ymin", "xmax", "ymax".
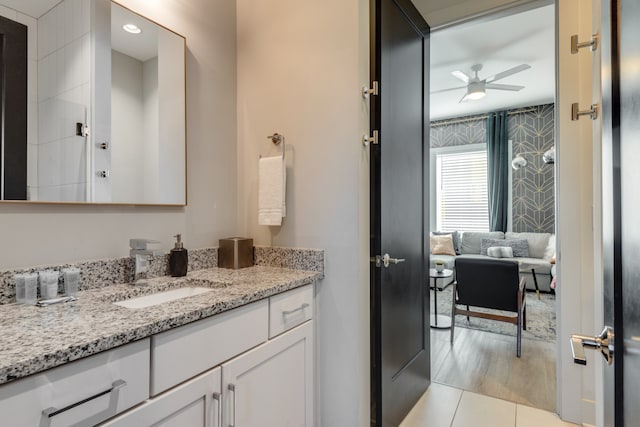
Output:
[
  {"xmin": 451, "ymin": 70, "xmax": 472, "ymax": 83},
  {"xmin": 484, "ymin": 64, "xmax": 531, "ymax": 83},
  {"xmin": 458, "ymin": 92, "xmax": 469, "ymax": 103},
  {"xmin": 485, "ymin": 83, "xmax": 525, "ymax": 91},
  {"xmin": 430, "ymin": 86, "xmax": 467, "ymax": 94}
]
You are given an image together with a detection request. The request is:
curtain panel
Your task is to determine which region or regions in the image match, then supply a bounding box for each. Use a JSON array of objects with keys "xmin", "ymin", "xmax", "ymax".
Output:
[{"xmin": 486, "ymin": 111, "xmax": 509, "ymax": 232}]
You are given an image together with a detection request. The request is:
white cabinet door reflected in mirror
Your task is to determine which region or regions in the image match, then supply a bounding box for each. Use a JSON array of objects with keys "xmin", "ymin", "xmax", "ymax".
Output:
[{"xmin": 0, "ymin": 0, "xmax": 186, "ymax": 205}]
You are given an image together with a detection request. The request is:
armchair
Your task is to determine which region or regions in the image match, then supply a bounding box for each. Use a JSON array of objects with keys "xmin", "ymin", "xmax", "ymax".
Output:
[{"xmin": 450, "ymin": 258, "xmax": 527, "ymax": 357}]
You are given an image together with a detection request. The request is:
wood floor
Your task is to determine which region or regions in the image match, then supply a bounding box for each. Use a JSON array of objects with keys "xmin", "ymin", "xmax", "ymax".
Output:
[{"xmin": 431, "ymin": 326, "xmax": 557, "ymax": 412}]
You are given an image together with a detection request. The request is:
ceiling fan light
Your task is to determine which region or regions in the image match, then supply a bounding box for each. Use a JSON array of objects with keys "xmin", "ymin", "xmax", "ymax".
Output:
[
  {"xmin": 467, "ymin": 81, "xmax": 486, "ymax": 100},
  {"xmin": 467, "ymin": 89, "xmax": 486, "ymax": 100}
]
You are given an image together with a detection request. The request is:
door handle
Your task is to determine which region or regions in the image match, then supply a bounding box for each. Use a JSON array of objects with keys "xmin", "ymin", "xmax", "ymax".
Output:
[
  {"xmin": 571, "ymin": 326, "xmax": 614, "ymax": 366},
  {"xmin": 371, "ymin": 254, "xmax": 406, "ymax": 268},
  {"xmin": 382, "ymin": 254, "xmax": 405, "ymax": 267}
]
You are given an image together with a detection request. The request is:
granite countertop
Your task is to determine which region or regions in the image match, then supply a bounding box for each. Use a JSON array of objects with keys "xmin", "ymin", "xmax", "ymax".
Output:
[{"xmin": 0, "ymin": 265, "xmax": 320, "ymax": 386}]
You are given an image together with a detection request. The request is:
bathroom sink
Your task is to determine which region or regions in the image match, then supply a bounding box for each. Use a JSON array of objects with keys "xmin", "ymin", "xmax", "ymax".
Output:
[{"xmin": 113, "ymin": 287, "xmax": 214, "ymax": 309}]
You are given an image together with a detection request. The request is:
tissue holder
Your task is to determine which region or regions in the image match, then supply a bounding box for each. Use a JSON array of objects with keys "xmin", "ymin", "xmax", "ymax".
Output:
[{"xmin": 219, "ymin": 237, "xmax": 254, "ymax": 269}]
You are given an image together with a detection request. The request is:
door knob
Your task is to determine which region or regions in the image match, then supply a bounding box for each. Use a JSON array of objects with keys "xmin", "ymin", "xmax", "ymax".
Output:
[{"xmin": 571, "ymin": 326, "xmax": 614, "ymax": 365}]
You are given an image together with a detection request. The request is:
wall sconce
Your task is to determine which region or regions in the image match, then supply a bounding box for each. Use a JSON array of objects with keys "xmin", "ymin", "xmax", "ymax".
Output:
[
  {"xmin": 542, "ymin": 147, "xmax": 555, "ymax": 164},
  {"xmin": 511, "ymin": 155, "xmax": 528, "ymax": 170},
  {"xmin": 511, "ymin": 146, "xmax": 556, "ymax": 170}
]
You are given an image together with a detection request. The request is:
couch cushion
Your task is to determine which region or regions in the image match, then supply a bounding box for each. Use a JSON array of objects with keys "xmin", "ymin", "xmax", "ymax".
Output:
[
  {"xmin": 459, "ymin": 231, "xmax": 504, "ymax": 254},
  {"xmin": 481, "ymin": 238, "xmax": 529, "ymax": 257},
  {"xmin": 487, "ymin": 246, "xmax": 514, "ymax": 258},
  {"xmin": 432, "ymin": 230, "xmax": 461, "ymax": 254},
  {"xmin": 505, "ymin": 232, "xmax": 552, "ymax": 259},
  {"xmin": 430, "ymin": 234, "xmax": 456, "ymax": 255}
]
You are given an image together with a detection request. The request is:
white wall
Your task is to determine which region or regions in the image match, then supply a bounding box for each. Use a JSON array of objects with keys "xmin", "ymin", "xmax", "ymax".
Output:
[
  {"xmin": 157, "ymin": 30, "xmax": 186, "ymax": 204},
  {"xmin": 37, "ymin": 0, "xmax": 91, "ymax": 201},
  {"xmin": 143, "ymin": 57, "xmax": 160, "ymax": 203},
  {"xmin": 0, "ymin": 0, "xmax": 237, "ymax": 269},
  {"xmin": 111, "ymin": 50, "xmax": 145, "ymax": 202},
  {"xmin": 236, "ymin": 0, "xmax": 370, "ymax": 424}
]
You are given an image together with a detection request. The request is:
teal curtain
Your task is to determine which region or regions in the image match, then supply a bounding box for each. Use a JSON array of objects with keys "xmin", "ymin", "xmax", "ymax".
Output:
[{"xmin": 486, "ymin": 111, "xmax": 509, "ymax": 232}]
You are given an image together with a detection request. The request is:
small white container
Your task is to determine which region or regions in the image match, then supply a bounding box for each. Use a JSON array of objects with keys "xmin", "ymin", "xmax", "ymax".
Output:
[
  {"xmin": 38, "ymin": 270, "xmax": 59, "ymax": 300},
  {"xmin": 13, "ymin": 274, "xmax": 26, "ymax": 304},
  {"xmin": 62, "ymin": 268, "xmax": 80, "ymax": 296},
  {"xmin": 24, "ymin": 273, "xmax": 38, "ymax": 305}
]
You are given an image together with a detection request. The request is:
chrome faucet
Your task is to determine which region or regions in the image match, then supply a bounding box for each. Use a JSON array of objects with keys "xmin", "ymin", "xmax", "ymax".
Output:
[{"xmin": 129, "ymin": 239, "xmax": 161, "ymax": 285}]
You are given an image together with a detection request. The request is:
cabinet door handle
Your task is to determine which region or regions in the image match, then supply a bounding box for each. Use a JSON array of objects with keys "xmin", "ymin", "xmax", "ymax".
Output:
[
  {"xmin": 228, "ymin": 383, "xmax": 236, "ymax": 427},
  {"xmin": 282, "ymin": 303, "xmax": 310, "ymax": 317},
  {"xmin": 41, "ymin": 379, "xmax": 127, "ymax": 422},
  {"xmin": 212, "ymin": 392, "xmax": 222, "ymax": 427}
]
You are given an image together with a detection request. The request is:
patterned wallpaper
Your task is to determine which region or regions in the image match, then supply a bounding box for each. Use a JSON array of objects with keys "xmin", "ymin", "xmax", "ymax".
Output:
[{"xmin": 430, "ymin": 103, "xmax": 555, "ymax": 233}]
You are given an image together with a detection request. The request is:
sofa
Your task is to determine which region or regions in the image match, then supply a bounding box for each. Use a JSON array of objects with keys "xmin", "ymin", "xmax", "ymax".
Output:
[{"xmin": 429, "ymin": 231, "xmax": 556, "ymax": 292}]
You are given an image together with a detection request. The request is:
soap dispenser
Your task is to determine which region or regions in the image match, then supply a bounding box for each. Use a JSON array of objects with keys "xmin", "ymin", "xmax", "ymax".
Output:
[{"xmin": 169, "ymin": 234, "xmax": 188, "ymax": 277}]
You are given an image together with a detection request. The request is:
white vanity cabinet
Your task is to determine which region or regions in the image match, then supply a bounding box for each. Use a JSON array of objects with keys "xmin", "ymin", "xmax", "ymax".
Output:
[
  {"xmin": 222, "ymin": 320, "xmax": 314, "ymax": 427},
  {"xmin": 0, "ymin": 338, "xmax": 150, "ymax": 427},
  {"xmin": 101, "ymin": 367, "xmax": 222, "ymax": 427}
]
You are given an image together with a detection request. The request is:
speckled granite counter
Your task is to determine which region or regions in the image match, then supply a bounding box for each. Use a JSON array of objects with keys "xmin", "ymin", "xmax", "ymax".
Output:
[{"xmin": 0, "ymin": 265, "xmax": 320, "ymax": 386}]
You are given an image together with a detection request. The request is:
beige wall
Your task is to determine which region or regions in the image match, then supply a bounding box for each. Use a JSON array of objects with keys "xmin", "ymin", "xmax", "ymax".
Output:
[
  {"xmin": 0, "ymin": 0, "xmax": 238, "ymax": 269},
  {"xmin": 236, "ymin": 0, "xmax": 370, "ymax": 424}
]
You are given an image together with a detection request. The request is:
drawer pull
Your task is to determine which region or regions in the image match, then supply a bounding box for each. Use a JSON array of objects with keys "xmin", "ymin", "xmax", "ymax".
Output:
[
  {"xmin": 282, "ymin": 303, "xmax": 310, "ymax": 317},
  {"xmin": 41, "ymin": 379, "xmax": 127, "ymax": 420},
  {"xmin": 228, "ymin": 383, "xmax": 237, "ymax": 427},
  {"xmin": 212, "ymin": 392, "xmax": 222, "ymax": 427}
]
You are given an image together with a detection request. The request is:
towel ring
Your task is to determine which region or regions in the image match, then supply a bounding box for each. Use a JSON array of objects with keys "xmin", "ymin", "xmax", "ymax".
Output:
[{"xmin": 266, "ymin": 133, "xmax": 285, "ymax": 159}]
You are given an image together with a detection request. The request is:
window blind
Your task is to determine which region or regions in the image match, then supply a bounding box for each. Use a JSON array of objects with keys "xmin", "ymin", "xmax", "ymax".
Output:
[{"xmin": 436, "ymin": 150, "xmax": 490, "ymax": 232}]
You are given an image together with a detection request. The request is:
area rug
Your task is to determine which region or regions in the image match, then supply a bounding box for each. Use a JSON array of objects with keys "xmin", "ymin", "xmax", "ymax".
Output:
[{"xmin": 434, "ymin": 286, "xmax": 556, "ymax": 342}]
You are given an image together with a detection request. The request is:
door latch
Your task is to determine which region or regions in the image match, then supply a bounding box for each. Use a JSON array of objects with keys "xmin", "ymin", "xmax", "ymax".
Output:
[{"xmin": 571, "ymin": 326, "xmax": 614, "ymax": 365}]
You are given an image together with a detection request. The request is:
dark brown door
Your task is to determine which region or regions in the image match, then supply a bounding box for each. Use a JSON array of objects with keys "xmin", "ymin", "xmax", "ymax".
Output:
[
  {"xmin": 0, "ymin": 15, "xmax": 27, "ymax": 200},
  {"xmin": 600, "ymin": 1, "xmax": 640, "ymax": 425},
  {"xmin": 370, "ymin": 0, "xmax": 430, "ymax": 425}
]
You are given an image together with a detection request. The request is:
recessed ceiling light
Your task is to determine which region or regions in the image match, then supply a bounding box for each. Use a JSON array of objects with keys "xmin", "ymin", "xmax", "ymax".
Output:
[{"xmin": 123, "ymin": 23, "xmax": 142, "ymax": 34}]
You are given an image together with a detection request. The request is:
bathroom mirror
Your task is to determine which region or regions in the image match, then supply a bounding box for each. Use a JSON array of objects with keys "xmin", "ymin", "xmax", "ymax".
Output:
[{"xmin": 0, "ymin": 0, "xmax": 186, "ymax": 205}]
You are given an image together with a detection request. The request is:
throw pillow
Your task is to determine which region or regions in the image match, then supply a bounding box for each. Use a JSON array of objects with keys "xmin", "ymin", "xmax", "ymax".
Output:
[
  {"xmin": 481, "ymin": 238, "xmax": 529, "ymax": 257},
  {"xmin": 486, "ymin": 246, "xmax": 514, "ymax": 258},
  {"xmin": 430, "ymin": 234, "xmax": 456, "ymax": 256},
  {"xmin": 432, "ymin": 230, "xmax": 460, "ymax": 254}
]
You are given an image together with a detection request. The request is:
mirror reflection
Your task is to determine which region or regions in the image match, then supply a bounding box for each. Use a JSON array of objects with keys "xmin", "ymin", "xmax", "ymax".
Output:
[{"xmin": 0, "ymin": 0, "xmax": 186, "ymax": 205}]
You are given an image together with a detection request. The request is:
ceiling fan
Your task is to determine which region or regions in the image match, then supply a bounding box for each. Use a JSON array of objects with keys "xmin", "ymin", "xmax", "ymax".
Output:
[{"xmin": 432, "ymin": 63, "xmax": 531, "ymax": 103}]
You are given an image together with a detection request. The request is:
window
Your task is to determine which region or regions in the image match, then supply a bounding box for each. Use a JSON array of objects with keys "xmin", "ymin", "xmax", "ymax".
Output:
[{"xmin": 435, "ymin": 147, "xmax": 489, "ymax": 232}]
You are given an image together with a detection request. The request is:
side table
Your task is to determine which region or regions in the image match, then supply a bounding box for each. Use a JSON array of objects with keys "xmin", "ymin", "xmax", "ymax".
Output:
[{"xmin": 429, "ymin": 268, "xmax": 453, "ymax": 329}]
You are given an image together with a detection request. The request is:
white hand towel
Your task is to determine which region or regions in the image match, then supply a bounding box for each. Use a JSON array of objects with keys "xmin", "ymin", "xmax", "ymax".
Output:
[{"xmin": 258, "ymin": 155, "xmax": 286, "ymax": 226}]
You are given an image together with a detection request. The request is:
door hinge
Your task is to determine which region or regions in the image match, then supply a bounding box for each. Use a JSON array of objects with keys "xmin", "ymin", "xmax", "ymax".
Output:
[
  {"xmin": 76, "ymin": 123, "xmax": 90, "ymax": 137},
  {"xmin": 362, "ymin": 81, "xmax": 379, "ymax": 99},
  {"xmin": 362, "ymin": 130, "xmax": 379, "ymax": 146}
]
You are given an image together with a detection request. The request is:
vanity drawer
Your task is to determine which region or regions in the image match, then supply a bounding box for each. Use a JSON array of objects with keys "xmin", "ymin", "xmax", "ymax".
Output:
[
  {"xmin": 269, "ymin": 284, "xmax": 314, "ymax": 338},
  {"xmin": 151, "ymin": 299, "xmax": 268, "ymax": 395},
  {"xmin": 0, "ymin": 338, "xmax": 150, "ymax": 427}
]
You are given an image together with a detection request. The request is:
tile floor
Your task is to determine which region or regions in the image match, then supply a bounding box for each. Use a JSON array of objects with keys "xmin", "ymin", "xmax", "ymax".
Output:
[{"xmin": 399, "ymin": 382, "xmax": 579, "ymax": 427}]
